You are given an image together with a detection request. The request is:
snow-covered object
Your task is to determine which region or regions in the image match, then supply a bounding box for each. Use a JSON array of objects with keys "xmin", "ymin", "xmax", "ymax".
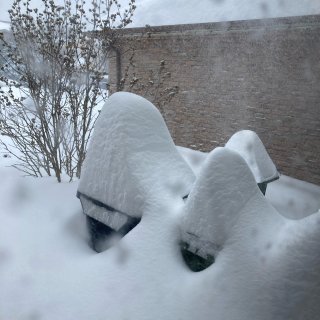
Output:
[
  {"xmin": 184, "ymin": 196, "xmax": 320, "ymax": 319},
  {"xmin": 78, "ymin": 92, "xmax": 195, "ymax": 221},
  {"xmin": 181, "ymin": 147, "xmax": 268, "ymax": 258},
  {"xmin": 179, "ymin": 147, "xmax": 320, "ymax": 319},
  {"xmin": 1, "ymin": 147, "xmax": 320, "ymax": 319},
  {"xmin": 176, "ymin": 146, "xmax": 208, "ymax": 176},
  {"xmin": 225, "ymin": 130, "xmax": 279, "ymax": 183}
]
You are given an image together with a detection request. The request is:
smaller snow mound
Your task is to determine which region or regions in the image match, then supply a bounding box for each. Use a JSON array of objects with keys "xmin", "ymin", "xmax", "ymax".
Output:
[
  {"xmin": 181, "ymin": 147, "xmax": 259, "ymax": 259},
  {"xmin": 225, "ymin": 130, "xmax": 278, "ymax": 184},
  {"xmin": 78, "ymin": 92, "xmax": 195, "ymax": 221}
]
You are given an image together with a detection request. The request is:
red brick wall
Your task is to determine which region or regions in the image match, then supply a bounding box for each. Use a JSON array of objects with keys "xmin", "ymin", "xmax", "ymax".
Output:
[{"xmin": 108, "ymin": 15, "xmax": 320, "ymax": 185}]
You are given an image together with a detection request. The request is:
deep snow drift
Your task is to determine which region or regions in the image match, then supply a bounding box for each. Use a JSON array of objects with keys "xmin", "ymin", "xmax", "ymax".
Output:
[
  {"xmin": 1, "ymin": 148, "xmax": 320, "ymax": 320},
  {"xmin": 1, "ymin": 92, "xmax": 320, "ymax": 319},
  {"xmin": 178, "ymin": 144, "xmax": 320, "ymax": 219}
]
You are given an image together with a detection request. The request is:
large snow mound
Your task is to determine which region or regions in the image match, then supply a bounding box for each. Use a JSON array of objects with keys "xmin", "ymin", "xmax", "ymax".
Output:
[
  {"xmin": 225, "ymin": 130, "xmax": 279, "ymax": 183},
  {"xmin": 1, "ymin": 145, "xmax": 320, "ymax": 319},
  {"xmin": 78, "ymin": 92, "xmax": 195, "ymax": 218}
]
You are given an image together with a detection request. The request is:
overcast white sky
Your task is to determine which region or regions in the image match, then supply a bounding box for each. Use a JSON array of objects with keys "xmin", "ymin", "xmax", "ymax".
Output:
[{"xmin": 0, "ymin": 0, "xmax": 319, "ymax": 26}]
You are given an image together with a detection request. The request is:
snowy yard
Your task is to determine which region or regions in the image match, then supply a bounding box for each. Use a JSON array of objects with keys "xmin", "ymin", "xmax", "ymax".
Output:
[
  {"xmin": 1, "ymin": 93, "xmax": 320, "ymax": 320},
  {"xmin": 1, "ymin": 0, "xmax": 320, "ymax": 317}
]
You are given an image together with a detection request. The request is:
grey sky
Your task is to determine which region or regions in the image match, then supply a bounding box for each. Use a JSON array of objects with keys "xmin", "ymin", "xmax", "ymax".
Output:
[{"xmin": 0, "ymin": 0, "xmax": 319, "ymax": 26}]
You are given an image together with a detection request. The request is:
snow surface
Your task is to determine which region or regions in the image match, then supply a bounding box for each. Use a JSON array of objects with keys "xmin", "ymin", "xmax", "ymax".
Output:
[
  {"xmin": 1, "ymin": 145, "xmax": 320, "ymax": 320},
  {"xmin": 178, "ymin": 130, "xmax": 279, "ymax": 184},
  {"xmin": 78, "ymin": 92, "xmax": 195, "ymax": 219},
  {"xmin": 180, "ymin": 147, "xmax": 320, "ymax": 319},
  {"xmin": 225, "ymin": 130, "xmax": 279, "ymax": 183},
  {"xmin": 1, "ymin": 92, "xmax": 320, "ymax": 320}
]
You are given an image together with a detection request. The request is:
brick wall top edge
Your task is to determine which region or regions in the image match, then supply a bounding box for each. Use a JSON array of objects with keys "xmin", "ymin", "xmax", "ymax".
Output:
[{"xmin": 115, "ymin": 14, "xmax": 320, "ymax": 36}]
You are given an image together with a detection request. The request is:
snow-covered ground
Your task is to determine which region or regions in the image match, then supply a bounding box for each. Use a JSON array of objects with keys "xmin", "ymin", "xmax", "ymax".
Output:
[
  {"xmin": 1, "ymin": 94, "xmax": 320, "ymax": 320},
  {"xmin": 0, "ymin": 153, "xmax": 319, "ymax": 320},
  {"xmin": 1, "ymin": 0, "xmax": 319, "ymax": 314}
]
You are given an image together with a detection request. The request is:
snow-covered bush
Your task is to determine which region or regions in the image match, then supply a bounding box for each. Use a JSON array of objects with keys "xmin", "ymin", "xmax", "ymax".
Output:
[{"xmin": 0, "ymin": 0, "xmax": 136, "ymax": 181}]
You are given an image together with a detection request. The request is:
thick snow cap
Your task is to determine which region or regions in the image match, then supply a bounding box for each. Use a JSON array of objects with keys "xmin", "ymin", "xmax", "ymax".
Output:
[
  {"xmin": 225, "ymin": 130, "xmax": 279, "ymax": 184},
  {"xmin": 181, "ymin": 147, "xmax": 260, "ymax": 258},
  {"xmin": 78, "ymin": 92, "xmax": 195, "ymax": 217}
]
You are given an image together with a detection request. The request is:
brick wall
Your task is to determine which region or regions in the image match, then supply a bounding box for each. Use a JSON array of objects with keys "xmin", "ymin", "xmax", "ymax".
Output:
[{"xmin": 108, "ymin": 15, "xmax": 320, "ymax": 185}]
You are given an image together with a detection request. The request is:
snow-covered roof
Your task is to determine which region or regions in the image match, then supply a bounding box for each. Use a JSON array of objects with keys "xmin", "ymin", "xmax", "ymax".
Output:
[
  {"xmin": 225, "ymin": 130, "xmax": 279, "ymax": 184},
  {"xmin": 78, "ymin": 92, "xmax": 195, "ymax": 218}
]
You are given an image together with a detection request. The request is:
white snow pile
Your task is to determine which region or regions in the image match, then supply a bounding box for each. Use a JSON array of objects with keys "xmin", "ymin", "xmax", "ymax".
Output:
[
  {"xmin": 1, "ymin": 92, "xmax": 320, "ymax": 320},
  {"xmin": 1, "ymin": 144, "xmax": 319, "ymax": 320},
  {"xmin": 181, "ymin": 147, "xmax": 320, "ymax": 320},
  {"xmin": 178, "ymin": 129, "xmax": 279, "ymax": 185},
  {"xmin": 266, "ymin": 174, "xmax": 320, "ymax": 219},
  {"xmin": 226, "ymin": 129, "xmax": 279, "ymax": 183},
  {"xmin": 78, "ymin": 92, "xmax": 195, "ymax": 219}
]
